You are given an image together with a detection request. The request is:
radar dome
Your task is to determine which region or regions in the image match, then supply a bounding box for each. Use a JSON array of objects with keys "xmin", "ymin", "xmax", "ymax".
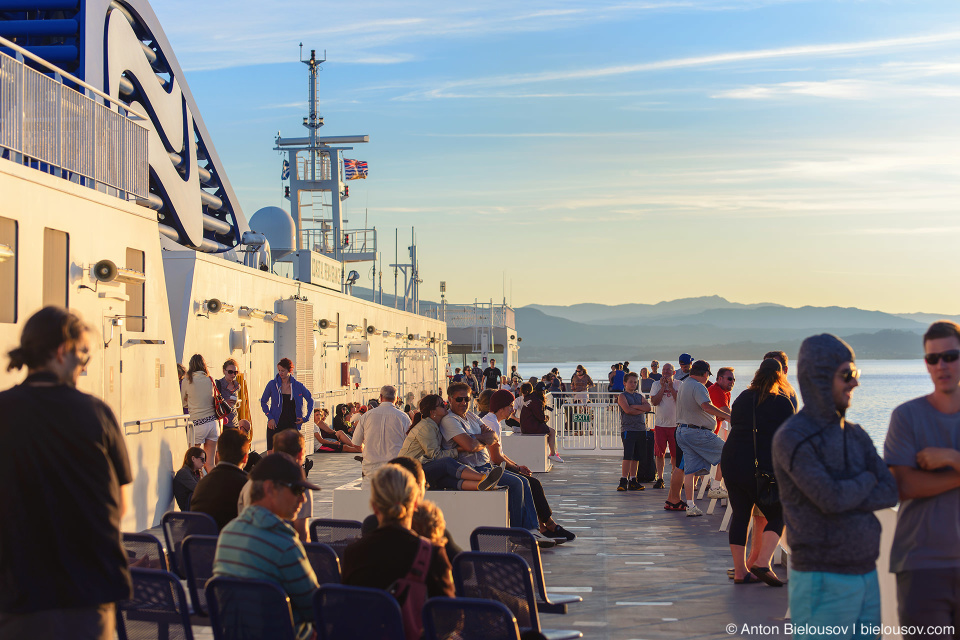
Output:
[{"xmin": 249, "ymin": 206, "xmax": 296, "ymax": 261}]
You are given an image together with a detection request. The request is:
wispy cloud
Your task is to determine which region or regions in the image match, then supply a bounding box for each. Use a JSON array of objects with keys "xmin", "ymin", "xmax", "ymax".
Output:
[
  {"xmin": 712, "ymin": 79, "xmax": 960, "ymax": 100},
  {"xmin": 394, "ymin": 30, "xmax": 960, "ymax": 100}
]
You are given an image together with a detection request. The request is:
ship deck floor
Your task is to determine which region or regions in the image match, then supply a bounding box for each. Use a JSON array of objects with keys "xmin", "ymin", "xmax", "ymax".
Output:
[{"xmin": 304, "ymin": 451, "xmax": 791, "ymax": 640}]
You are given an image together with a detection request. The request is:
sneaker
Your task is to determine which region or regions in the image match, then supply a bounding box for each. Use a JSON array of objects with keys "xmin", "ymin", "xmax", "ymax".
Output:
[
  {"xmin": 548, "ymin": 454, "xmax": 564, "ymax": 463},
  {"xmin": 617, "ymin": 477, "xmax": 628, "ymax": 492},
  {"xmin": 686, "ymin": 504, "xmax": 704, "ymax": 517},
  {"xmin": 530, "ymin": 529, "xmax": 557, "ymax": 548},
  {"xmin": 664, "ymin": 500, "xmax": 686, "ymax": 511},
  {"xmin": 707, "ymin": 486, "xmax": 728, "ymax": 499},
  {"xmin": 653, "ymin": 478, "xmax": 665, "ymax": 489},
  {"xmin": 478, "ymin": 465, "xmax": 504, "ymax": 491},
  {"xmin": 628, "ymin": 478, "xmax": 644, "ymax": 491},
  {"xmin": 547, "ymin": 524, "xmax": 577, "ymax": 542}
]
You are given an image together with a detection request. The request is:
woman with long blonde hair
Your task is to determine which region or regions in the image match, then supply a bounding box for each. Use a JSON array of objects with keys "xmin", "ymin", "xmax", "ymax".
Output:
[{"xmin": 181, "ymin": 354, "xmax": 218, "ymax": 472}]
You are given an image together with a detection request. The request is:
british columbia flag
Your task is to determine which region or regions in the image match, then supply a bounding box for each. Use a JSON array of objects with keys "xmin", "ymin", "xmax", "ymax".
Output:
[{"xmin": 344, "ymin": 159, "xmax": 368, "ymax": 180}]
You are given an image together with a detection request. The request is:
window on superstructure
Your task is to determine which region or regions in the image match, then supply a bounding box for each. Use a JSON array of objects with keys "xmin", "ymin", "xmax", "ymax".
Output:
[
  {"xmin": 0, "ymin": 217, "xmax": 17, "ymax": 323},
  {"xmin": 42, "ymin": 228, "xmax": 68, "ymax": 308},
  {"xmin": 125, "ymin": 248, "xmax": 145, "ymax": 332}
]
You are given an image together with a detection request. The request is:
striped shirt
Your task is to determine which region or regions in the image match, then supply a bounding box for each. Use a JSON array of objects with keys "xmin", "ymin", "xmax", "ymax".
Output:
[{"xmin": 214, "ymin": 505, "xmax": 318, "ymax": 624}]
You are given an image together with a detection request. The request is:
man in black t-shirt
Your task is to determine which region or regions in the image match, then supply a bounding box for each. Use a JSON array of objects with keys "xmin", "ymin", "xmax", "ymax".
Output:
[
  {"xmin": 0, "ymin": 307, "xmax": 132, "ymax": 640},
  {"xmin": 482, "ymin": 359, "xmax": 503, "ymax": 390},
  {"xmin": 190, "ymin": 429, "xmax": 251, "ymax": 530}
]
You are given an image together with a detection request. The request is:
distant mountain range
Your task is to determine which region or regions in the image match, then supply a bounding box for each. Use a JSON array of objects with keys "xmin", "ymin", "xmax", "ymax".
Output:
[{"xmin": 515, "ymin": 298, "xmax": 960, "ymax": 361}]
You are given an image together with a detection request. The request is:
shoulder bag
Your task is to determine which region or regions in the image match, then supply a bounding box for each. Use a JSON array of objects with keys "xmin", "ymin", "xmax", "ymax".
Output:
[
  {"xmin": 210, "ymin": 376, "xmax": 231, "ymax": 420},
  {"xmin": 753, "ymin": 396, "xmax": 780, "ymax": 514}
]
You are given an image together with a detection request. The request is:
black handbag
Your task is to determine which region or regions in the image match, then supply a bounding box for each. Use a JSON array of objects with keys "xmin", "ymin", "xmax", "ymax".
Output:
[
  {"xmin": 752, "ymin": 398, "xmax": 781, "ymax": 513},
  {"xmin": 210, "ymin": 376, "xmax": 231, "ymax": 420}
]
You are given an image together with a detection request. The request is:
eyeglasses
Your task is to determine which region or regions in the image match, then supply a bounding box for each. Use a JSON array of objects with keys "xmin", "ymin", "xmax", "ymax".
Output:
[
  {"xmin": 225, "ymin": 370, "xmax": 238, "ymax": 375},
  {"xmin": 196, "ymin": 456, "xmax": 206, "ymax": 462},
  {"xmin": 724, "ymin": 377, "xmax": 735, "ymax": 382},
  {"xmin": 838, "ymin": 367, "xmax": 861, "ymax": 383},
  {"xmin": 452, "ymin": 396, "xmax": 470, "ymax": 403},
  {"xmin": 277, "ymin": 481, "xmax": 306, "ymax": 496},
  {"xmin": 924, "ymin": 350, "xmax": 960, "ymax": 366}
]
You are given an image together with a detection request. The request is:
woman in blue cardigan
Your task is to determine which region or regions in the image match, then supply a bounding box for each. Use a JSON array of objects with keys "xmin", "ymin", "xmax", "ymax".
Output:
[{"xmin": 260, "ymin": 357, "xmax": 314, "ymax": 451}]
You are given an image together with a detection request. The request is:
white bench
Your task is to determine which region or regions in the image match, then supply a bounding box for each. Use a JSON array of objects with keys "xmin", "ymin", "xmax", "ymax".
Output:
[
  {"xmin": 501, "ymin": 432, "xmax": 552, "ymax": 473},
  {"xmin": 332, "ymin": 480, "xmax": 510, "ymax": 545}
]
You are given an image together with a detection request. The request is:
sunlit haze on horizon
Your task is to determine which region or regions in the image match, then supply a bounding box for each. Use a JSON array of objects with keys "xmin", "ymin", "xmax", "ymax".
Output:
[{"xmin": 152, "ymin": 0, "xmax": 960, "ymax": 315}]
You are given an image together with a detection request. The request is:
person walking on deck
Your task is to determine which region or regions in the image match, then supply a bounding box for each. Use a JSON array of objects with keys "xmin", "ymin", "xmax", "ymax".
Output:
[
  {"xmin": 651, "ymin": 363, "xmax": 681, "ymax": 493},
  {"xmin": 617, "ymin": 372, "xmax": 652, "ymax": 491},
  {"xmin": 482, "ymin": 359, "xmax": 502, "ymax": 391},
  {"xmin": 885, "ymin": 320, "xmax": 960, "ymax": 637},
  {"xmin": 772, "ymin": 334, "xmax": 897, "ymax": 638},
  {"xmin": 674, "ymin": 360, "xmax": 730, "ymax": 517},
  {"xmin": 0, "ymin": 307, "xmax": 132, "ymax": 640}
]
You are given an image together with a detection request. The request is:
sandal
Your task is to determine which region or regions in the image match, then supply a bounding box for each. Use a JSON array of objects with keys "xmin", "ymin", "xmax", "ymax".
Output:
[
  {"xmin": 734, "ymin": 573, "xmax": 761, "ymax": 584},
  {"xmin": 727, "ymin": 568, "xmax": 735, "ymax": 579},
  {"xmin": 664, "ymin": 500, "xmax": 687, "ymax": 511},
  {"xmin": 750, "ymin": 566, "xmax": 785, "ymax": 587}
]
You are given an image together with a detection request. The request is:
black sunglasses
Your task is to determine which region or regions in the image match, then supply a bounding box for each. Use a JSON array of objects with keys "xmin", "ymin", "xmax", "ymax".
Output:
[
  {"xmin": 225, "ymin": 369, "xmax": 238, "ymax": 374},
  {"xmin": 277, "ymin": 481, "xmax": 306, "ymax": 496},
  {"xmin": 452, "ymin": 396, "xmax": 470, "ymax": 403},
  {"xmin": 924, "ymin": 350, "xmax": 960, "ymax": 366},
  {"xmin": 838, "ymin": 367, "xmax": 861, "ymax": 383}
]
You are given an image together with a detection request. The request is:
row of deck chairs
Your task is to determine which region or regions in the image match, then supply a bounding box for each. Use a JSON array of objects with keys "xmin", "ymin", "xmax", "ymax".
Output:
[{"xmin": 120, "ymin": 513, "xmax": 583, "ymax": 639}]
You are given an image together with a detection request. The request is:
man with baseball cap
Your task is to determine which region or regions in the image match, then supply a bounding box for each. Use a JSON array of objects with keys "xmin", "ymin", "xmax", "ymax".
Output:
[
  {"xmin": 676, "ymin": 354, "xmax": 694, "ymax": 382},
  {"xmin": 673, "ymin": 360, "xmax": 730, "ymax": 517},
  {"xmin": 214, "ymin": 453, "xmax": 321, "ymax": 628}
]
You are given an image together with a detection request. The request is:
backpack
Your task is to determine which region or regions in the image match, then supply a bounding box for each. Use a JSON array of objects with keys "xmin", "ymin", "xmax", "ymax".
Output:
[{"xmin": 388, "ymin": 537, "xmax": 432, "ymax": 640}]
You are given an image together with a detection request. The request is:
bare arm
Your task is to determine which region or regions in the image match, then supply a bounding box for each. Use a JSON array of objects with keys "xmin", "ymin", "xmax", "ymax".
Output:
[
  {"xmin": 700, "ymin": 401, "xmax": 730, "ymax": 421},
  {"xmin": 618, "ymin": 393, "xmax": 650, "ymax": 415},
  {"xmin": 292, "ymin": 517, "xmax": 309, "ymax": 543},
  {"xmin": 452, "ymin": 432, "xmax": 484, "ymax": 453},
  {"xmin": 890, "ymin": 453, "xmax": 960, "ymax": 500}
]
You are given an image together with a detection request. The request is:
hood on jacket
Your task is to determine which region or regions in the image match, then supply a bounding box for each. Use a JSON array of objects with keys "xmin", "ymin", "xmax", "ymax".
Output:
[{"xmin": 797, "ymin": 333, "xmax": 856, "ymax": 425}]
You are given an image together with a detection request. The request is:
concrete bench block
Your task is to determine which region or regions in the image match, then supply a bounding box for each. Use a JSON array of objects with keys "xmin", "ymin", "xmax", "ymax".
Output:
[
  {"xmin": 501, "ymin": 433, "xmax": 552, "ymax": 473},
  {"xmin": 333, "ymin": 481, "xmax": 510, "ymax": 545}
]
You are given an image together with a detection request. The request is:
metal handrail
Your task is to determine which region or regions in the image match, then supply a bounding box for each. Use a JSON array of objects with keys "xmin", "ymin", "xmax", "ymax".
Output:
[
  {"xmin": 0, "ymin": 34, "xmax": 147, "ymax": 121},
  {"xmin": 136, "ymin": 414, "xmax": 191, "ymax": 426}
]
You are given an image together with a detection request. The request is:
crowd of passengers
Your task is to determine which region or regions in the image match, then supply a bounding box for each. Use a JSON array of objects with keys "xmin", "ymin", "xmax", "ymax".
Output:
[{"xmin": 9, "ymin": 306, "xmax": 960, "ymax": 640}]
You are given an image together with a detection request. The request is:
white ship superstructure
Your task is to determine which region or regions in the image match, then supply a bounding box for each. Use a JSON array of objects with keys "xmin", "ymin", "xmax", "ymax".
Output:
[{"xmin": 0, "ymin": 1, "xmax": 449, "ymax": 531}]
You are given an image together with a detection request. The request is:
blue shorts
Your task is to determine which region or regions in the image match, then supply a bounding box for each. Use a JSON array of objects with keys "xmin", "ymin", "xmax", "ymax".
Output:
[
  {"xmin": 789, "ymin": 569, "xmax": 880, "ymax": 639},
  {"xmin": 674, "ymin": 425, "xmax": 723, "ymax": 476},
  {"xmin": 621, "ymin": 430, "xmax": 646, "ymax": 461}
]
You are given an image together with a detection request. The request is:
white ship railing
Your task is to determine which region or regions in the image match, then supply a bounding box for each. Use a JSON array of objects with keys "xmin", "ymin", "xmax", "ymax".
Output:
[
  {"xmin": 550, "ymin": 391, "xmax": 654, "ymax": 452},
  {"xmin": 0, "ymin": 36, "xmax": 148, "ymax": 200},
  {"xmin": 441, "ymin": 303, "xmax": 515, "ymax": 329}
]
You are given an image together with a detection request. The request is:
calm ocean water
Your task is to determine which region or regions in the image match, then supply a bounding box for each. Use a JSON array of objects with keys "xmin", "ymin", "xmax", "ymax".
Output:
[{"xmin": 518, "ymin": 359, "xmax": 931, "ymax": 449}]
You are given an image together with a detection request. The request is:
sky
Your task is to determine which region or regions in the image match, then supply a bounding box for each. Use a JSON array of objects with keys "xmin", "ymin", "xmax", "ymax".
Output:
[{"xmin": 151, "ymin": 0, "xmax": 960, "ymax": 314}]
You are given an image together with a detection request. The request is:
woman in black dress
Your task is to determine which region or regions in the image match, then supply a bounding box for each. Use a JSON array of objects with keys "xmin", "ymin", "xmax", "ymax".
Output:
[{"xmin": 720, "ymin": 358, "xmax": 796, "ymax": 586}]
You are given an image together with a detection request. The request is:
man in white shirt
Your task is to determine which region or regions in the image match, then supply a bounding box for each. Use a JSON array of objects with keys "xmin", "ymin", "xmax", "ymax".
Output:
[
  {"xmin": 351, "ymin": 386, "xmax": 411, "ymax": 477},
  {"xmin": 650, "ymin": 364, "xmax": 680, "ymax": 492}
]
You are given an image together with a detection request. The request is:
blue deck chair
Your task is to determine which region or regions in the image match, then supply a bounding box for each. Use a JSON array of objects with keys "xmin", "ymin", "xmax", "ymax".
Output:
[
  {"xmin": 423, "ymin": 597, "xmax": 521, "ymax": 640},
  {"xmin": 161, "ymin": 511, "xmax": 218, "ymax": 578},
  {"xmin": 308, "ymin": 518, "xmax": 362, "ymax": 559},
  {"xmin": 313, "ymin": 584, "xmax": 405, "ymax": 640},
  {"xmin": 303, "ymin": 542, "xmax": 341, "ymax": 585},
  {"xmin": 205, "ymin": 576, "xmax": 297, "ymax": 640},
  {"xmin": 181, "ymin": 534, "xmax": 218, "ymax": 615},
  {"xmin": 122, "ymin": 532, "xmax": 168, "ymax": 572},
  {"xmin": 116, "ymin": 567, "xmax": 194, "ymax": 640},
  {"xmin": 452, "ymin": 552, "xmax": 581, "ymax": 640},
  {"xmin": 470, "ymin": 526, "xmax": 583, "ymax": 614}
]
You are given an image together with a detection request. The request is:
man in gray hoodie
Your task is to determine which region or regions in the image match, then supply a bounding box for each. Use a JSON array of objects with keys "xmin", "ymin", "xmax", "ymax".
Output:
[{"xmin": 771, "ymin": 334, "xmax": 897, "ymax": 637}]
